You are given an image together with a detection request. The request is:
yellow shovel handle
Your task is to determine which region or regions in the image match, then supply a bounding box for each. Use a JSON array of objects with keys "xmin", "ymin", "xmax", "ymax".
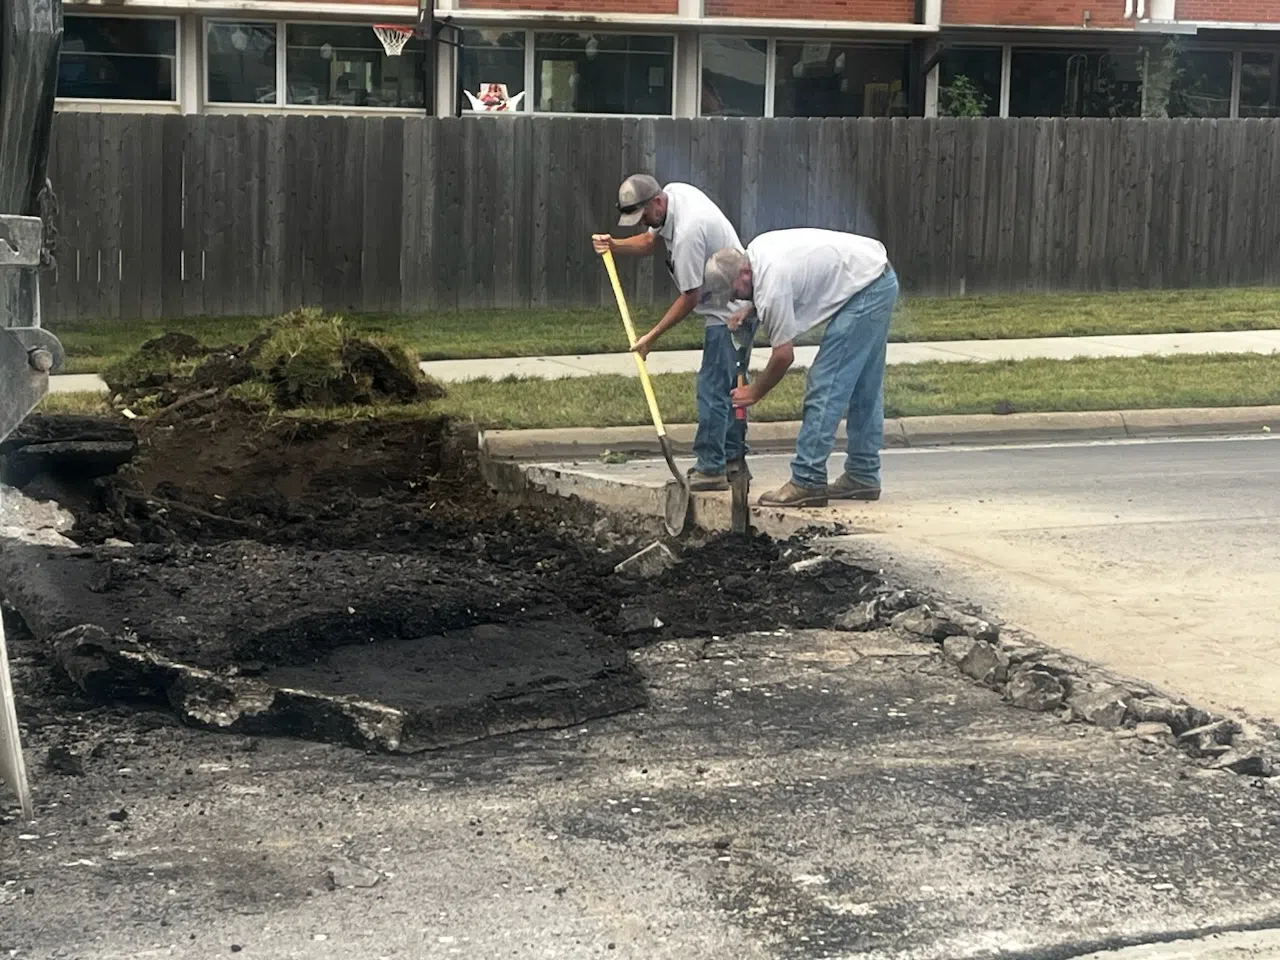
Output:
[{"xmin": 600, "ymin": 248, "xmax": 667, "ymax": 437}]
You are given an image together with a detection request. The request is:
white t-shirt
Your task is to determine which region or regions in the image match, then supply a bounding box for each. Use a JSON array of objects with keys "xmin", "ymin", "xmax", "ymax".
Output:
[
  {"xmin": 649, "ymin": 182, "xmax": 744, "ymax": 327},
  {"xmin": 747, "ymin": 229, "xmax": 889, "ymax": 347}
]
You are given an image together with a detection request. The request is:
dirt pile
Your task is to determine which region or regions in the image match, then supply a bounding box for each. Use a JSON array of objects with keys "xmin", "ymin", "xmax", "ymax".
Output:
[
  {"xmin": 1, "ymin": 353, "xmax": 880, "ymax": 751},
  {"xmin": 101, "ymin": 309, "xmax": 445, "ymax": 412}
]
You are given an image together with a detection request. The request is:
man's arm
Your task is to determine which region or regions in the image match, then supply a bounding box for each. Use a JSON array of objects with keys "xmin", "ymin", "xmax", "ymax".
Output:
[
  {"xmin": 732, "ymin": 342, "xmax": 793, "ymax": 407},
  {"xmin": 592, "ymin": 232, "xmax": 658, "ymax": 256},
  {"xmin": 632, "ymin": 289, "xmax": 699, "ymax": 357}
]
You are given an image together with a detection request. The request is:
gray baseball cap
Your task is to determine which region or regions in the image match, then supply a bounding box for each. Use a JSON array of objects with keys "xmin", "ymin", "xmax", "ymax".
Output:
[
  {"xmin": 702, "ymin": 247, "xmax": 748, "ymax": 305},
  {"xmin": 616, "ymin": 173, "xmax": 662, "ymax": 226}
]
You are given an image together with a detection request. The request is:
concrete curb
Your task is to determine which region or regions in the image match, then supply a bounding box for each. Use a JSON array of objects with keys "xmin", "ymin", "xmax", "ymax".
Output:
[{"xmin": 480, "ymin": 405, "xmax": 1280, "ymax": 460}]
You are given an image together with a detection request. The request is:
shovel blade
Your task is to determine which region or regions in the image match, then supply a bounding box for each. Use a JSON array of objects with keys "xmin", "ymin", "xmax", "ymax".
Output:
[{"xmin": 662, "ymin": 479, "xmax": 690, "ymax": 537}]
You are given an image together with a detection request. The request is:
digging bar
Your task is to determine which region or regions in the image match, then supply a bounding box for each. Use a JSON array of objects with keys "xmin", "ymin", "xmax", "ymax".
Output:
[
  {"xmin": 599, "ymin": 249, "xmax": 691, "ymax": 538},
  {"xmin": 730, "ymin": 334, "xmax": 751, "ymax": 535}
]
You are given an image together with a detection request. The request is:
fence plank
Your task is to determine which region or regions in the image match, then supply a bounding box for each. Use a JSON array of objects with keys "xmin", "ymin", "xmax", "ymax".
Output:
[
  {"xmin": 398, "ymin": 118, "xmax": 424, "ymax": 311},
  {"xmin": 1262, "ymin": 122, "xmax": 1280, "ymax": 286},
  {"xmin": 932, "ymin": 118, "xmax": 957, "ymax": 295},
  {"xmin": 260, "ymin": 115, "xmax": 286, "ymax": 316}
]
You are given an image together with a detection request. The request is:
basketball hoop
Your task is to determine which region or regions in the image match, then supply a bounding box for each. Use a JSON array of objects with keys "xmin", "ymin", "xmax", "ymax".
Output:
[{"xmin": 372, "ymin": 24, "xmax": 414, "ymax": 56}]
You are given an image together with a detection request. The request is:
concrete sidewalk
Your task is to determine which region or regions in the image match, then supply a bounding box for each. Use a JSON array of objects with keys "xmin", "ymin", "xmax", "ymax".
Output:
[
  {"xmin": 416, "ymin": 328, "xmax": 1280, "ymax": 383},
  {"xmin": 46, "ymin": 328, "xmax": 1280, "ymax": 395}
]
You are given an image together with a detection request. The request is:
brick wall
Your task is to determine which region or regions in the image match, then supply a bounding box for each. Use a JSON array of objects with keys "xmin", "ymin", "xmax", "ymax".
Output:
[
  {"xmin": 1178, "ymin": 0, "xmax": 1280, "ymax": 21},
  {"xmin": 705, "ymin": 0, "xmax": 917, "ymax": 20},
  {"xmin": 943, "ymin": 0, "xmax": 1132, "ymax": 27},
  {"xmin": 458, "ymin": 0, "xmax": 679, "ymax": 12}
]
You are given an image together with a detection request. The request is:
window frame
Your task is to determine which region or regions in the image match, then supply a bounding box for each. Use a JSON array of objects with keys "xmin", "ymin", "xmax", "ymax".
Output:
[
  {"xmin": 697, "ymin": 34, "xmax": 770, "ymax": 119},
  {"xmin": 933, "ymin": 43, "xmax": 1004, "ymax": 118},
  {"xmin": 529, "ymin": 29, "xmax": 679, "ymax": 118},
  {"xmin": 456, "ymin": 26, "xmax": 531, "ymax": 115},
  {"xmin": 57, "ymin": 11, "xmax": 181, "ymax": 106},
  {"xmin": 942, "ymin": 37, "xmax": 1269, "ymax": 120},
  {"xmin": 1237, "ymin": 46, "xmax": 1280, "ymax": 119},
  {"xmin": 203, "ymin": 19, "xmax": 281, "ymax": 108},
  {"xmin": 202, "ymin": 17, "xmax": 429, "ymax": 114},
  {"xmin": 771, "ymin": 37, "xmax": 914, "ymax": 120}
]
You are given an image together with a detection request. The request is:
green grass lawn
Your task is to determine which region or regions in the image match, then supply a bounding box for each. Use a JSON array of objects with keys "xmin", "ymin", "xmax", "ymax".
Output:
[
  {"xmin": 430, "ymin": 353, "xmax": 1280, "ymax": 430},
  {"xmin": 51, "ymin": 287, "xmax": 1280, "ymax": 375},
  {"xmin": 46, "ymin": 352, "xmax": 1280, "ymax": 430}
]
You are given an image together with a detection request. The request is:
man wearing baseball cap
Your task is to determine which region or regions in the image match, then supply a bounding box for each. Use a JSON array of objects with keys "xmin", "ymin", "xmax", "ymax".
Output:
[
  {"xmin": 701, "ymin": 228, "xmax": 899, "ymax": 508},
  {"xmin": 592, "ymin": 174, "xmax": 753, "ymax": 492}
]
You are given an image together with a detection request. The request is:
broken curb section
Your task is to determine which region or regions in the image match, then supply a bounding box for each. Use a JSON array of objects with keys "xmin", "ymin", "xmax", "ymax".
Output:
[
  {"xmin": 833, "ymin": 586, "xmax": 1278, "ymax": 779},
  {"xmin": 480, "ymin": 404, "xmax": 1280, "ymax": 460}
]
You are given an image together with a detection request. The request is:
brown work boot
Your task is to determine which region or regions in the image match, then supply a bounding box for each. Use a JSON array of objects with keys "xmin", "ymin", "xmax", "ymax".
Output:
[
  {"xmin": 686, "ymin": 468, "xmax": 729, "ymax": 492},
  {"xmin": 758, "ymin": 480, "xmax": 828, "ymax": 508},
  {"xmin": 827, "ymin": 472, "xmax": 881, "ymax": 501}
]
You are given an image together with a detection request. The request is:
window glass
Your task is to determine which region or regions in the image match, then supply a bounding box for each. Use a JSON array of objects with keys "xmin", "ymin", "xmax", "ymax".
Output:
[
  {"xmin": 1009, "ymin": 46, "xmax": 1143, "ymax": 117},
  {"xmin": 460, "ymin": 29, "xmax": 527, "ymax": 113},
  {"xmin": 774, "ymin": 42, "xmax": 910, "ymax": 118},
  {"xmin": 533, "ymin": 33, "xmax": 674, "ymax": 115},
  {"xmin": 58, "ymin": 15, "xmax": 177, "ymax": 101},
  {"xmin": 1166, "ymin": 49, "xmax": 1233, "ymax": 118},
  {"xmin": 701, "ymin": 36, "xmax": 766, "ymax": 117},
  {"xmin": 285, "ymin": 23, "xmax": 425, "ymax": 108},
  {"xmin": 938, "ymin": 47, "xmax": 1001, "ymax": 117},
  {"xmin": 1240, "ymin": 51, "xmax": 1280, "ymax": 118},
  {"xmin": 207, "ymin": 22, "xmax": 278, "ymax": 105}
]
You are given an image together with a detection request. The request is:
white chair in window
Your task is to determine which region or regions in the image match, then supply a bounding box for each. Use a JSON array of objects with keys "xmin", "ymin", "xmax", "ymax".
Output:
[{"xmin": 464, "ymin": 82, "xmax": 525, "ymax": 112}]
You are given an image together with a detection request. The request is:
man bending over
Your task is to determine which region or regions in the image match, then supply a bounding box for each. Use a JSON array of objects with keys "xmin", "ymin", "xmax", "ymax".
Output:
[{"xmin": 701, "ymin": 228, "xmax": 898, "ymax": 508}]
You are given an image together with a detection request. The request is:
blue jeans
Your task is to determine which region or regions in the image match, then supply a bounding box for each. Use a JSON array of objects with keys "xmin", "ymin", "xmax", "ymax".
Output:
[
  {"xmin": 791, "ymin": 267, "xmax": 899, "ymax": 489},
  {"xmin": 693, "ymin": 322, "xmax": 753, "ymax": 474}
]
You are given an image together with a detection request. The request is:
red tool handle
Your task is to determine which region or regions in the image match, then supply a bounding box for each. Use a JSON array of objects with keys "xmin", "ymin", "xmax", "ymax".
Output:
[{"xmin": 735, "ymin": 373, "xmax": 747, "ymax": 421}]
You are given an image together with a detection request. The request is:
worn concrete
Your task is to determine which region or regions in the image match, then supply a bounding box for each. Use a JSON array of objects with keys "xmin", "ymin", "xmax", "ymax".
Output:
[
  {"xmin": 45, "ymin": 374, "xmax": 108, "ymax": 395},
  {"xmin": 510, "ymin": 435, "xmax": 1280, "ymax": 723},
  {"xmin": 1071, "ymin": 929, "xmax": 1280, "ymax": 959},
  {"xmin": 413, "ymin": 330, "xmax": 1280, "ymax": 383},
  {"xmin": 6, "ymin": 625, "xmax": 1280, "ymax": 960},
  {"xmin": 481, "ymin": 407, "xmax": 1280, "ymax": 460}
]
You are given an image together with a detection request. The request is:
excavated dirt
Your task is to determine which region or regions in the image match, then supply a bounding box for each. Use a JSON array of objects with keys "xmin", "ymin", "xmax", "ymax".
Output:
[{"xmin": 0, "ymin": 406, "xmax": 880, "ymax": 751}]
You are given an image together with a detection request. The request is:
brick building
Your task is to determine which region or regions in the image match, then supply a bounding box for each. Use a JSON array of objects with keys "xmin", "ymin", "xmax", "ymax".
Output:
[{"xmin": 56, "ymin": 0, "xmax": 1279, "ymax": 119}]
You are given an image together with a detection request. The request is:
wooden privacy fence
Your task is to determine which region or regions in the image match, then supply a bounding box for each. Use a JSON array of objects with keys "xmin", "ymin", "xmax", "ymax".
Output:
[{"xmin": 41, "ymin": 113, "xmax": 1280, "ymax": 323}]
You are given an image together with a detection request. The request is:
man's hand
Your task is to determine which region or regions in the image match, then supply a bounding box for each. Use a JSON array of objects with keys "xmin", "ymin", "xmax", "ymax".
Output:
[
  {"xmin": 591, "ymin": 234, "xmax": 616, "ymax": 254},
  {"xmin": 726, "ymin": 305, "xmax": 754, "ymax": 331},
  {"xmin": 731, "ymin": 383, "xmax": 761, "ymax": 408},
  {"xmin": 631, "ymin": 333, "xmax": 655, "ymax": 359}
]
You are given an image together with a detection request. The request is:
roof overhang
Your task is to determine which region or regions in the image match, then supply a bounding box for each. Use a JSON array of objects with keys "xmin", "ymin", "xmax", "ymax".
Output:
[
  {"xmin": 66, "ymin": 0, "xmax": 938, "ymax": 33},
  {"xmin": 434, "ymin": 9, "xmax": 938, "ymax": 34}
]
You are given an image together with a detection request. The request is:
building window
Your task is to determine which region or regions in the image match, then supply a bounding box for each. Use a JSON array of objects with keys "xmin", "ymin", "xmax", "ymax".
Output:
[
  {"xmin": 285, "ymin": 23, "xmax": 425, "ymax": 108},
  {"xmin": 460, "ymin": 29, "xmax": 527, "ymax": 113},
  {"xmin": 1240, "ymin": 51, "xmax": 1280, "ymax": 118},
  {"xmin": 58, "ymin": 15, "xmax": 177, "ymax": 101},
  {"xmin": 1166, "ymin": 49, "xmax": 1233, "ymax": 118},
  {"xmin": 533, "ymin": 33, "xmax": 674, "ymax": 115},
  {"xmin": 207, "ymin": 22, "xmax": 278, "ymax": 105},
  {"xmin": 701, "ymin": 36, "xmax": 767, "ymax": 117},
  {"xmin": 774, "ymin": 42, "xmax": 909, "ymax": 118},
  {"xmin": 938, "ymin": 47, "xmax": 1001, "ymax": 117},
  {"xmin": 1009, "ymin": 46, "xmax": 1143, "ymax": 118}
]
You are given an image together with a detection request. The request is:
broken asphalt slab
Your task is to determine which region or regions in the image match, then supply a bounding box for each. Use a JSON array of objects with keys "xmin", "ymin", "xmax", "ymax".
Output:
[
  {"xmin": 7, "ymin": 625, "xmax": 1280, "ymax": 959},
  {"xmin": 0, "ymin": 537, "xmax": 645, "ymax": 752}
]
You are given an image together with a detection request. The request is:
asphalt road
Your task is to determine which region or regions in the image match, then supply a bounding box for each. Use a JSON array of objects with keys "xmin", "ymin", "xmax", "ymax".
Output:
[
  {"xmin": 802, "ymin": 435, "xmax": 1280, "ymax": 721},
  {"xmin": 7, "ymin": 626, "xmax": 1280, "ymax": 960}
]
